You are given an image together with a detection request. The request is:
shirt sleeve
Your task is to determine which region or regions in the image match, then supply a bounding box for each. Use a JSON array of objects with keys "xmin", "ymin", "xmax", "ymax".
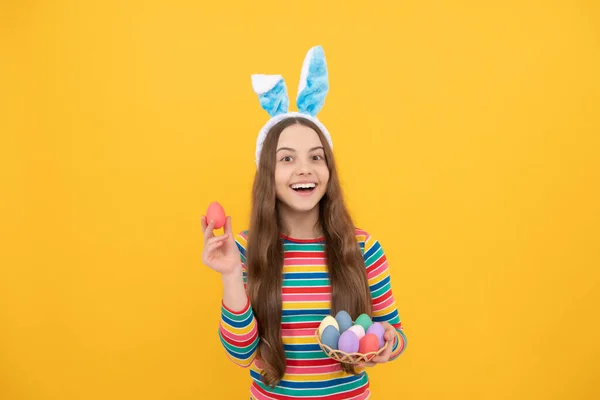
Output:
[
  {"xmin": 218, "ymin": 232, "xmax": 259, "ymax": 367},
  {"xmin": 363, "ymin": 232, "xmax": 407, "ymax": 361}
]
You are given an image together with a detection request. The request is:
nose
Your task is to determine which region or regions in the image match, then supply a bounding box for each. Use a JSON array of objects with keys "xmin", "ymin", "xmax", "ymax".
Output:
[{"xmin": 295, "ymin": 158, "xmax": 312, "ymax": 176}]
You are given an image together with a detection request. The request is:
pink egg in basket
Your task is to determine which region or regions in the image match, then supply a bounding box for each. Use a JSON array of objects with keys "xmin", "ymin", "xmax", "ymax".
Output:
[{"xmin": 347, "ymin": 325, "xmax": 365, "ymax": 340}]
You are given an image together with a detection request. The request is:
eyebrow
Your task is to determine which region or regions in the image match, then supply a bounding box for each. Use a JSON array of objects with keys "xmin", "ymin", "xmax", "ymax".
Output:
[{"xmin": 276, "ymin": 146, "xmax": 324, "ymax": 153}]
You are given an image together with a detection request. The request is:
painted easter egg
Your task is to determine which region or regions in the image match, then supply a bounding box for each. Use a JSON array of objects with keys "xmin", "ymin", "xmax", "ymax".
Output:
[
  {"xmin": 358, "ymin": 333, "xmax": 380, "ymax": 354},
  {"xmin": 366, "ymin": 322, "xmax": 386, "ymax": 348},
  {"xmin": 338, "ymin": 330, "xmax": 360, "ymax": 353},
  {"xmin": 205, "ymin": 201, "xmax": 226, "ymax": 229},
  {"xmin": 320, "ymin": 325, "xmax": 340, "ymax": 350},
  {"xmin": 347, "ymin": 324, "xmax": 365, "ymax": 340},
  {"xmin": 354, "ymin": 313, "xmax": 373, "ymax": 332},
  {"xmin": 334, "ymin": 310, "xmax": 353, "ymax": 333},
  {"xmin": 318, "ymin": 315, "xmax": 339, "ymax": 336}
]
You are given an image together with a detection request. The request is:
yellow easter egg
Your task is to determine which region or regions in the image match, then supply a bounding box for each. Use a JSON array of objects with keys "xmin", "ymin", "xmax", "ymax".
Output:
[{"xmin": 318, "ymin": 316, "xmax": 339, "ymax": 336}]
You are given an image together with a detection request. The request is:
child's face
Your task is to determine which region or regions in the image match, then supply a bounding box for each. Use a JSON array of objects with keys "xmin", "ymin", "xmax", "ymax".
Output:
[{"xmin": 274, "ymin": 124, "xmax": 330, "ymax": 213}]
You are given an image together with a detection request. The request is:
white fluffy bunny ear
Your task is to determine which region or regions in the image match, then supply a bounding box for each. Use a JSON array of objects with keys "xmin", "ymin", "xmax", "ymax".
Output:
[
  {"xmin": 251, "ymin": 74, "xmax": 290, "ymax": 117},
  {"xmin": 296, "ymin": 45, "xmax": 329, "ymax": 116}
]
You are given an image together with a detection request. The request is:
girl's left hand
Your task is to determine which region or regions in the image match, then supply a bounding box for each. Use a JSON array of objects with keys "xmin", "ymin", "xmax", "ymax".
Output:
[{"xmin": 357, "ymin": 322, "xmax": 397, "ymax": 368}]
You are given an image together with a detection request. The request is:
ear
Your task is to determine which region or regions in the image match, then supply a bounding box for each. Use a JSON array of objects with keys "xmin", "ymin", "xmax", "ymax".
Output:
[
  {"xmin": 251, "ymin": 74, "xmax": 290, "ymax": 117},
  {"xmin": 296, "ymin": 45, "xmax": 329, "ymax": 116}
]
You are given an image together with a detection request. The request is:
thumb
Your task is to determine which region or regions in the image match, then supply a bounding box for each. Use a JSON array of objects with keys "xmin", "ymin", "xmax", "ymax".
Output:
[
  {"xmin": 224, "ymin": 216, "xmax": 233, "ymax": 235},
  {"xmin": 385, "ymin": 329, "xmax": 396, "ymax": 342}
]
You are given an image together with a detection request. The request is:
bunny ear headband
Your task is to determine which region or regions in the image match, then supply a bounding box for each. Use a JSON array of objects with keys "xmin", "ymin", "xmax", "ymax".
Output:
[{"xmin": 251, "ymin": 45, "xmax": 332, "ymax": 167}]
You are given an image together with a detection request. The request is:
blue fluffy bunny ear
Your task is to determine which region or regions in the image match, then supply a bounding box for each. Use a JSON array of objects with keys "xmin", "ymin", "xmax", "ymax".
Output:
[
  {"xmin": 251, "ymin": 74, "xmax": 290, "ymax": 117},
  {"xmin": 296, "ymin": 46, "xmax": 329, "ymax": 116}
]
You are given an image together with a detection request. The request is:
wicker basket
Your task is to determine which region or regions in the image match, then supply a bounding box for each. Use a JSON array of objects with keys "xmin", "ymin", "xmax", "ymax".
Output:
[{"xmin": 314, "ymin": 329, "xmax": 387, "ymax": 364}]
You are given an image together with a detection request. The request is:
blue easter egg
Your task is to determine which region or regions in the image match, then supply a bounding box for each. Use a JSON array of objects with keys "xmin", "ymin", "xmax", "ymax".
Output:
[
  {"xmin": 321, "ymin": 325, "xmax": 341, "ymax": 350},
  {"xmin": 335, "ymin": 310, "xmax": 353, "ymax": 333}
]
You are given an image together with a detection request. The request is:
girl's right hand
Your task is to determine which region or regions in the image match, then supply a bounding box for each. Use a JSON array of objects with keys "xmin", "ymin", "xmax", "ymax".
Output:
[{"xmin": 201, "ymin": 215, "xmax": 240, "ymax": 276}]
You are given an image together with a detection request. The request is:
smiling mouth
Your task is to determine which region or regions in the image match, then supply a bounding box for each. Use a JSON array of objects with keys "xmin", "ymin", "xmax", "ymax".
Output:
[{"xmin": 290, "ymin": 183, "xmax": 317, "ymax": 194}]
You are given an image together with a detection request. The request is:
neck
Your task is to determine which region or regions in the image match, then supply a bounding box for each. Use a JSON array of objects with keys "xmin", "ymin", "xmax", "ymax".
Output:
[{"xmin": 277, "ymin": 202, "xmax": 323, "ymax": 239}]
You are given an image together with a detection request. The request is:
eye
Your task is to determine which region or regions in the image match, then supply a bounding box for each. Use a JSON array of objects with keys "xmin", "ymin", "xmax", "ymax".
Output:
[
  {"xmin": 312, "ymin": 154, "xmax": 324, "ymax": 161},
  {"xmin": 280, "ymin": 155, "xmax": 293, "ymax": 162}
]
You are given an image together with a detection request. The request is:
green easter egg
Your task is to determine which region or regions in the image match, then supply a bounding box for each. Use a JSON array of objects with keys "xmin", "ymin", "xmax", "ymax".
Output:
[{"xmin": 354, "ymin": 313, "xmax": 373, "ymax": 332}]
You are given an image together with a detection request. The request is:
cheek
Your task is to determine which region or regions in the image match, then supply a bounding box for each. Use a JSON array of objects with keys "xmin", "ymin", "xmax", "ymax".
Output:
[
  {"xmin": 274, "ymin": 168, "xmax": 289, "ymax": 190},
  {"xmin": 319, "ymin": 168, "xmax": 330, "ymax": 186}
]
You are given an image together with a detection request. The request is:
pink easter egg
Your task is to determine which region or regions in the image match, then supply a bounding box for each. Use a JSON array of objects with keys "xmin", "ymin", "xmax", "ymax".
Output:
[
  {"xmin": 206, "ymin": 201, "xmax": 226, "ymax": 229},
  {"xmin": 359, "ymin": 333, "xmax": 380, "ymax": 354},
  {"xmin": 347, "ymin": 324, "xmax": 365, "ymax": 340}
]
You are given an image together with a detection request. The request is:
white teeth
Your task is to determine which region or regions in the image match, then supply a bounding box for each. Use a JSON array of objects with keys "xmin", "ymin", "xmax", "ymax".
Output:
[{"xmin": 291, "ymin": 183, "xmax": 316, "ymax": 189}]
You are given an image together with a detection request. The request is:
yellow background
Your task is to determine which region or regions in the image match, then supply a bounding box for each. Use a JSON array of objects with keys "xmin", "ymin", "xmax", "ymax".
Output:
[{"xmin": 1, "ymin": 1, "xmax": 599, "ymax": 399}]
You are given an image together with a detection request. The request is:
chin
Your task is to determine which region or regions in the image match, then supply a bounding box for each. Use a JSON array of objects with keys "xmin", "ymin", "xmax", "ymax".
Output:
[
  {"xmin": 283, "ymin": 201, "xmax": 319, "ymax": 213},
  {"xmin": 292, "ymin": 203, "xmax": 320, "ymax": 212},
  {"xmin": 278, "ymin": 194, "xmax": 324, "ymax": 213}
]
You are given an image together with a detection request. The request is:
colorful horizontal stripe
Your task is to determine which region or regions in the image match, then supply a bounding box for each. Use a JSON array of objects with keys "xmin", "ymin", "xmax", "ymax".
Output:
[{"xmin": 219, "ymin": 229, "xmax": 406, "ymax": 399}]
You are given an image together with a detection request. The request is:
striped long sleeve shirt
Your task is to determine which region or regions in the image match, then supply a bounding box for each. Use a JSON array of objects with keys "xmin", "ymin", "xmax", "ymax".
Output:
[{"xmin": 218, "ymin": 228, "xmax": 407, "ymax": 400}]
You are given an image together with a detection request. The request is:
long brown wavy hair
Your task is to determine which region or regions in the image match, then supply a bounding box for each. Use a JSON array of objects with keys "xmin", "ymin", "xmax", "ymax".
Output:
[{"xmin": 246, "ymin": 117, "xmax": 373, "ymax": 387}]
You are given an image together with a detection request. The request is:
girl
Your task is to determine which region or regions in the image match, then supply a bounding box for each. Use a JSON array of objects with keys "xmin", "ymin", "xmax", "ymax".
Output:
[{"xmin": 201, "ymin": 46, "xmax": 407, "ymax": 399}]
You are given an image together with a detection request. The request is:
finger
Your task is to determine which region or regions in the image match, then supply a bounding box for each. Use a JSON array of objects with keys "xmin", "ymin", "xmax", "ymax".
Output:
[
  {"xmin": 206, "ymin": 234, "xmax": 229, "ymax": 246},
  {"xmin": 203, "ymin": 240, "xmax": 225, "ymax": 261},
  {"xmin": 371, "ymin": 355, "xmax": 387, "ymax": 364},
  {"xmin": 374, "ymin": 345, "xmax": 391, "ymax": 360},
  {"xmin": 203, "ymin": 219, "xmax": 216, "ymax": 242},
  {"xmin": 372, "ymin": 344, "xmax": 393, "ymax": 364},
  {"xmin": 200, "ymin": 215, "xmax": 207, "ymax": 231},
  {"xmin": 224, "ymin": 216, "xmax": 233, "ymax": 235},
  {"xmin": 357, "ymin": 362, "xmax": 376, "ymax": 368},
  {"xmin": 371, "ymin": 352, "xmax": 389, "ymax": 363}
]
